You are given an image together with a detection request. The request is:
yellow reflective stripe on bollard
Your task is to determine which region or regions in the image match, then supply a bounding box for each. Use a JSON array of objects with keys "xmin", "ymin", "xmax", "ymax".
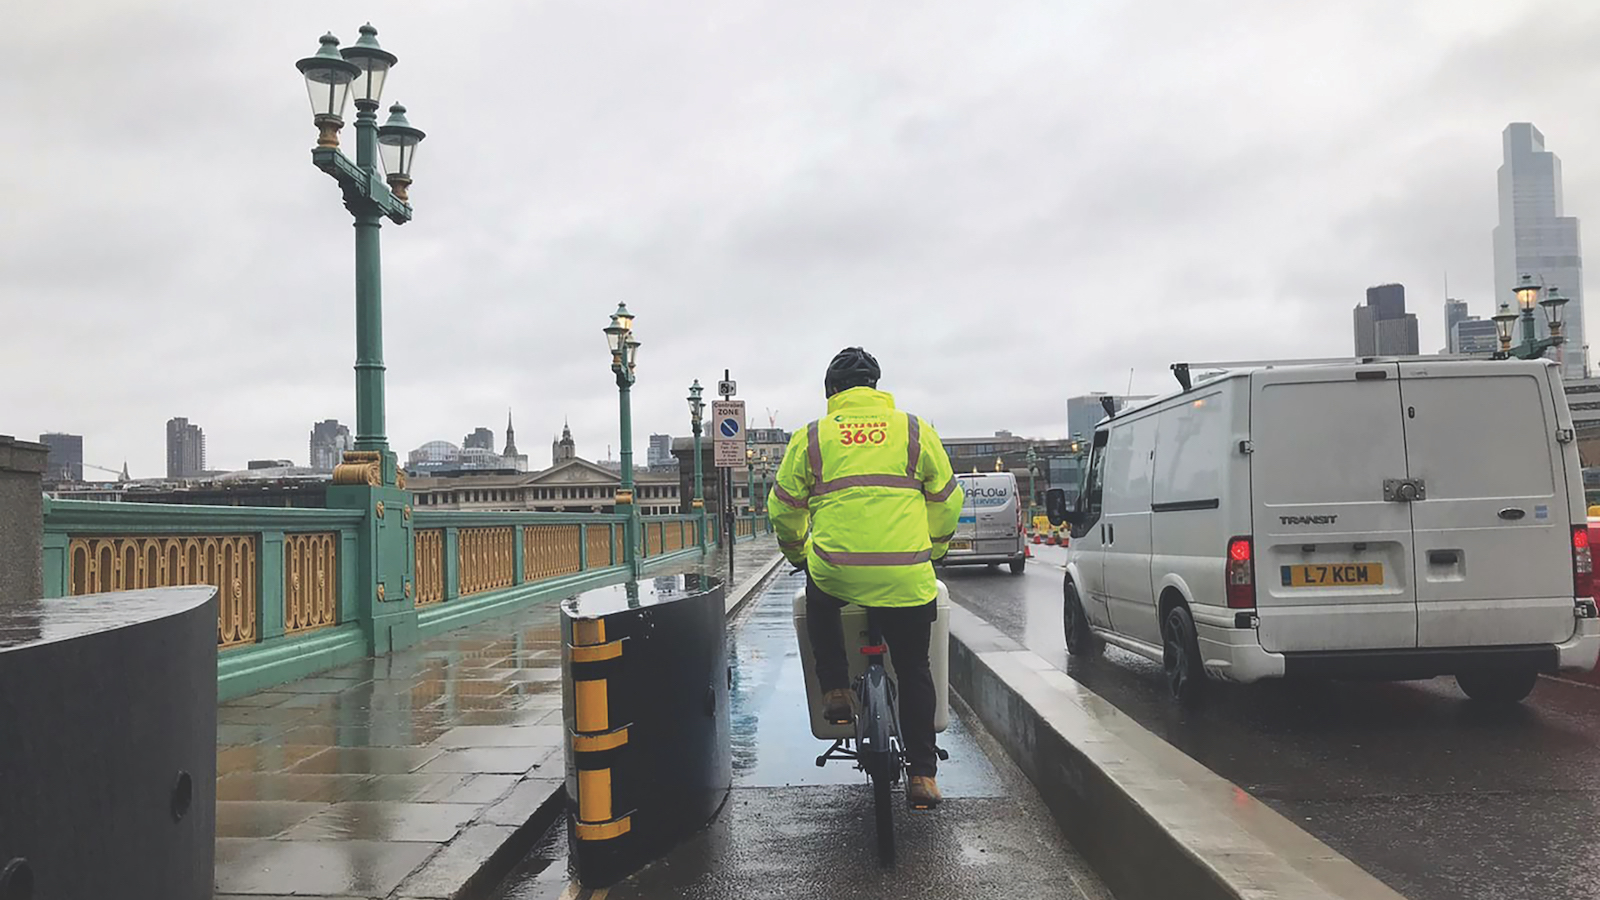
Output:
[
  {"xmin": 573, "ymin": 618, "xmax": 606, "ymax": 646},
  {"xmin": 575, "ymin": 678, "xmax": 610, "ymax": 733},
  {"xmin": 572, "ymin": 726, "xmax": 629, "ymax": 752},
  {"xmin": 575, "ymin": 816, "xmax": 632, "ymax": 841},
  {"xmin": 578, "ymin": 768, "xmax": 613, "ymax": 822},
  {"xmin": 570, "ymin": 639, "xmax": 623, "ymax": 663}
]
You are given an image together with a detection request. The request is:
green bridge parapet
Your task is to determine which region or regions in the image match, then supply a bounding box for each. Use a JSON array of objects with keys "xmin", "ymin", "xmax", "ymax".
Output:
[{"xmin": 42, "ymin": 497, "xmax": 708, "ymax": 700}]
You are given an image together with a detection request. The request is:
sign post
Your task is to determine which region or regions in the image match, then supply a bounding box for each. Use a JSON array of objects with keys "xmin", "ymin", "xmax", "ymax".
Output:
[{"xmin": 713, "ymin": 370, "xmax": 745, "ymax": 583}]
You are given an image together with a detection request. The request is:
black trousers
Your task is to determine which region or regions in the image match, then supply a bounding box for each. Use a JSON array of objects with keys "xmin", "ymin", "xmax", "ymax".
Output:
[{"xmin": 805, "ymin": 576, "xmax": 939, "ymax": 777}]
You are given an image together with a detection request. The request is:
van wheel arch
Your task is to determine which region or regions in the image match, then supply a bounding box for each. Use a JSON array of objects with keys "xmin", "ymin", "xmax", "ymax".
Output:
[{"xmin": 1157, "ymin": 587, "xmax": 1190, "ymax": 629}]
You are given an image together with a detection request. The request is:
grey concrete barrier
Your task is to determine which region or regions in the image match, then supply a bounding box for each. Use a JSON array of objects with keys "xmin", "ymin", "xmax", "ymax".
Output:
[
  {"xmin": 0, "ymin": 585, "xmax": 218, "ymax": 900},
  {"xmin": 947, "ymin": 606, "xmax": 1407, "ymax": 900}
]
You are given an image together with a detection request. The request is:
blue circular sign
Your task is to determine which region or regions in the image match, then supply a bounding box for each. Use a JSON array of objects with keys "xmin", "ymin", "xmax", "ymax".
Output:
[{"xmin": 719, "ymin": 419, "xmax": 740, "ymax": 438}]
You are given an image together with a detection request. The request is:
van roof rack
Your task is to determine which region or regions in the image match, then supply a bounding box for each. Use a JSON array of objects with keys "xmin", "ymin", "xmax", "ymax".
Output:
[{"xmin": 1171, "ymin": 353, "xmax": 1489, "ymax": 373}]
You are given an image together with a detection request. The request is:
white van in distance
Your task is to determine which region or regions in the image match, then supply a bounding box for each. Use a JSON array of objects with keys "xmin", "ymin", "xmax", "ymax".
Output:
[
  {"xmin": 1046, "ymin": 357, "xmax": 1600, "ymax": 704},
  {"xmin": 938, "ymin": 472, "xmax": 1027, "ymax": 574}
]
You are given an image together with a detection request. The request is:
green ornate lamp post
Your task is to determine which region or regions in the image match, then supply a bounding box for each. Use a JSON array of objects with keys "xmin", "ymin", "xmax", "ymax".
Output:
[
  {"xmin": 1494, "ymin": 274, "xmax": 1570, "ymax": 361},
  {"xmin": 687, "ymin": 381, "xmax": 707, "ymax": 549},
  {"xmin": 297, "ymin": 24, "xmax": 425, "ymax": 653},
  {"xmin": 296, "ymin": 24, "xmax": 424, "ymax": 483},
  {"xmin": 604, "ymin": 303, "xmax": 642, "ymax": 573}
]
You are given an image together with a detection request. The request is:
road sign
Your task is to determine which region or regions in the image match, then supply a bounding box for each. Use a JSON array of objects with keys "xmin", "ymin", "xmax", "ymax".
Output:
[
  {"xmin": 712, "ymin": 400, "xmax": 746, "ymax": 467},
  {"xmin": 718, "ymin": 379, "xmax": 737, "ymax": 398}
]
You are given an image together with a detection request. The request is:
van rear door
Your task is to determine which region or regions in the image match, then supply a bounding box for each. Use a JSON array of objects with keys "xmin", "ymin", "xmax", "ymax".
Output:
[
  {"xmin": 1251, "ymin": 363, "xmax": 1418, "ymax": 652},
  {"xmin": 1398, "ymin": 360, "xmax": 1576, "ymax": 648}
]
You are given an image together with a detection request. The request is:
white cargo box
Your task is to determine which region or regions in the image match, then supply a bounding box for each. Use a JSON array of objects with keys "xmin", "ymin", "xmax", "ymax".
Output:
[{"xmin": 791, "ymin": 582, "xmax": 951, "ymax": 740}]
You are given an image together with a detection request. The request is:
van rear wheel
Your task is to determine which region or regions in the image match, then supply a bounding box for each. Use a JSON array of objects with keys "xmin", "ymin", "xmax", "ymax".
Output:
[
  {"xmin": 1009, "ymin": 558, "xmax": 1026, "ymax": 575},
  {"xmin": 1456, "ymin": 669, "xmax": 1539, "ymax": 704},
  {"xmin": 1163, "ymin": 605, "xmax": 1205, "ymax": 705}
]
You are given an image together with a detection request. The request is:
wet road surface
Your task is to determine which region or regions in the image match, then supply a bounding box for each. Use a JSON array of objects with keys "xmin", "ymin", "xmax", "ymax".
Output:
[
  {"xmin": 945, "ymin": 543, "xmax": 1600, "ymax": 900},
  {"xmin": 489, "ymin": 569, "xmax": 1112, "ymax": 900}
]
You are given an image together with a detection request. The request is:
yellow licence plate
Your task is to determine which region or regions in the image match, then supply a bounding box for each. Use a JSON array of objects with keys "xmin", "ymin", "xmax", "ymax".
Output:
[
  {"xmin": 948, "ymin": 540, "xmax": 972, "ymax": 551},
  {"xmin": 1280, "ymin": 563, "xmax": 1384, "ymax": 587}
]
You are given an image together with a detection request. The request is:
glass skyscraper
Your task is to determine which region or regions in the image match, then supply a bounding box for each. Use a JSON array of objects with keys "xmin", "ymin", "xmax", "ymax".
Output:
[{"xmin": 1494, "ymin": 123, "xmax": 1585, "ymax": 378}]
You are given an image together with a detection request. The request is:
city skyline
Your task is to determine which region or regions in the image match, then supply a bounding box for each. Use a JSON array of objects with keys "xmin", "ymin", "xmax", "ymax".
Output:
[{"xmin": 9, "ymin": 5, "xmax": 1600, "ymax": 476}]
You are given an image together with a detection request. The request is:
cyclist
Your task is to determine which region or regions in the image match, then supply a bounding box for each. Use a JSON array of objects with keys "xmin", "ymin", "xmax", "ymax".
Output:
[{"xmin": 769, "ymin": 347, "xmax": 965, "ymax": 810}]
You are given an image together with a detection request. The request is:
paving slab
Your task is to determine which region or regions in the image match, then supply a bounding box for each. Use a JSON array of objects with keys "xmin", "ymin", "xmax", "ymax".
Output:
[{"xmin": 215, "ymin": 540, "xmax": 784, "ymax": 899}]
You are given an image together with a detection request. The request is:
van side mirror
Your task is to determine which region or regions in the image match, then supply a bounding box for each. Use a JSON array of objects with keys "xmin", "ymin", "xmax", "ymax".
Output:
[{"xmin": 1045, "ymin": 489, "xmax": 1075, "ymax": 527}]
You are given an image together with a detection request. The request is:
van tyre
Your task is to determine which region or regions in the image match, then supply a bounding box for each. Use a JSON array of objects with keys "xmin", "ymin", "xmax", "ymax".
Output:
[
  {"xmin": 1063, "ymin": 582, "xmax": 1101, "ymax": 657},
  {"xmin": 1456, "ymin": 669, "xmax": 1539, "ymax": 704},
  {"xmin": 1163, "ymin": 605, "xmax": 1205, "ymax": 705},
  {"xmin": 1009, "ymin": 558, "xmax": 1026, "ymax": 575}
]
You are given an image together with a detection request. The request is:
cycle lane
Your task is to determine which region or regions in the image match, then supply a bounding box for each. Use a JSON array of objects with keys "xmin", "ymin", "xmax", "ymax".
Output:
[{"xmin": 491, "ymin": 569, "xmax": 1112, "ymax": 900}]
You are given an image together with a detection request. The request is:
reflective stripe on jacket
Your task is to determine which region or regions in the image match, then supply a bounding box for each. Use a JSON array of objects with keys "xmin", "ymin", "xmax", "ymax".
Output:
[{"xmin": 768, "ymin": 387, "xmax": 965, "ymax": 607}]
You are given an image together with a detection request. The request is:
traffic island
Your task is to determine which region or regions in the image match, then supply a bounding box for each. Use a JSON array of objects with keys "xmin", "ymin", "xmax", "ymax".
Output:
[{"xmin": 946, "ymin": 605, "xmax": 1408, "ymax": 900}]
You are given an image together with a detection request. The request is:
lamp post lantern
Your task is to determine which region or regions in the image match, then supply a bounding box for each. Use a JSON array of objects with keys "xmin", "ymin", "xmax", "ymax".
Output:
[
  {"xmin": 1495, "ymin": 274, "xmax": 1569, "ymax": 361},
  {"xmin": 688, "ymin": 380, "xmax": 707, "ymax": 549},
  {"xmin": 604, "ymin": 304, "xmax": 642, "ymax": 573},
  {"xmin": 297, "ymin": 23, "xmax": 424, "ymax": 487}
]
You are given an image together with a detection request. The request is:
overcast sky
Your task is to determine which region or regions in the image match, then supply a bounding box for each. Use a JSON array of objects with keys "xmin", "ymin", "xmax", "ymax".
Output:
[{"xmin": 4, "ymin": 1, "xmax": 1599, "ymax": 476}]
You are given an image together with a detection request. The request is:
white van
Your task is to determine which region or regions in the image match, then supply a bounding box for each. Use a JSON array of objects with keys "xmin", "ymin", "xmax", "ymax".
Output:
[
  {"xmin": 1046, "ymin": 357, "xmax": 1600, "ymax": 705},
  {"xmin": 939, "ymin": 472, "xmax": 1027, "ymax": 574}
]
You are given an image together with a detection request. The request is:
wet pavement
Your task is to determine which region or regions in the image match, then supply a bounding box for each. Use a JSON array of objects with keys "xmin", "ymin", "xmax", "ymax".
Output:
[
  {"xmin": 214, "ymin": 539, "xmax": 782, "ymax": 899},
  {"xmin": 488, "ymin": 569, "xmax": 1113, "ymax": 900},
  {"xmin": 946, "ymin": 542, "xmax": 1600, "ymax": 900}
]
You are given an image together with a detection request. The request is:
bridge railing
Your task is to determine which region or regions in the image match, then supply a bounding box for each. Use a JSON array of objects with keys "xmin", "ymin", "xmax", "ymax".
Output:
[{"xmin": 42, "ymin": 499, "xmax": 708, "ymax": 699}]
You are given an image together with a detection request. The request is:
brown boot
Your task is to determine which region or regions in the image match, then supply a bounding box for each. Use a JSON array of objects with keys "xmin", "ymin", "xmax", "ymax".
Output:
[
  {"xmin": 907, "ymin": 775, "xmax": 942, "ymax": 810},
  {"xmin": 822, "ymin": 688, "xmax": 854, "ymax": 725}
]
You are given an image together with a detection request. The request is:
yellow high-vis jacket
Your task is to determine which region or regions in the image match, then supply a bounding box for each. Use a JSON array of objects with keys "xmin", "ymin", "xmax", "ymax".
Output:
[{"xmin": 768, "ymin": 387, "xmax": 965, "ymax": 607}]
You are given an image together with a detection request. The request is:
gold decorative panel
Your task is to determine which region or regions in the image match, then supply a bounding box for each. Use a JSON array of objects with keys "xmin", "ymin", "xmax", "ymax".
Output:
[
  {"xmin": 526, "ymin": 524, "xmax": 582, "ymax": 582},
  {"xmin": 663, "ymin": 521, "xmax": 685, "ymax": 553},
  {"xmin": 585, "ymin": 524, "xmax": 614, "ymax": 570},
  {"xmin": 415, "ymin": 529, "xmax": 445, "ymax": 606},
  {"xmin": 458, "ymin": 526, "xmax": 515, "ymax": 596},
  {"xmin": 69, "ymin": 535, "xmax": 257, "ymax": 648},
  {"xmin": 284, "ymin": 533, "xmax": 338, "ymax": 634}
]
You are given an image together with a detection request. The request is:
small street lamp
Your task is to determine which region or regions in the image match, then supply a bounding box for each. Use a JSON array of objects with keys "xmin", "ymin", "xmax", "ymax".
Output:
[
  {"xmin": 1495, "ymin": 274, "xmax": 1569, "ymax": 361},
  {"xmin": 296, "ymin": 24, "xmax": 424, "ymax": 485},
  {"xmin": 687, "ymin": 380, "xmax": 707, "ymax": 548},
  {"xmin": 745, "ymin": 443, "xmax": 757, "ymax": 517},
  {"xmin": 603, "ymin": 303, "xmax": 642, "ymax": 572},
  {"xmin": 1025, "ymin": 445, "xmax": 1040, "ymax": 522}
]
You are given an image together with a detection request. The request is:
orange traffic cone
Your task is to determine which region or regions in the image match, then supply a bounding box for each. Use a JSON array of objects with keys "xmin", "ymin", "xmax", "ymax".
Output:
[
  {"xmin": 1032, "ymin": 533, "xmax": 1042, "ymax": 544},
  {"xmin": 1024, "ymin": 544, "xmax": 1033, "ymax": 558}
]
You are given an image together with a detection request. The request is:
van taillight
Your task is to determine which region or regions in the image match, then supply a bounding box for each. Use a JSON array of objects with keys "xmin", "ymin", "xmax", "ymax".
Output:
[
  {"xmin": 1226, "ymin": 536, "xmax": 1255, "ymax": 609},
  {"xmin": 1574, "ymin": 526, "xmax": 1594, "ymax": 599},
  {"xmin": 1017, "ymin": 502, "xmax": 1025, "ymax": 536}
]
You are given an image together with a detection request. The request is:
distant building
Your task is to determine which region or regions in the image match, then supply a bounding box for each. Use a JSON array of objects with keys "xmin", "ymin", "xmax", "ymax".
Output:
[
  {"xmin": 166, "ymin": 417, "xmax": 206, "ymax": 479},
  {"xmin": 1353, "ymin": 283, "xmax": 1419, "ymax": 356},
  {"xmin": 39, "ymin": 432, "xmax": 83, "ymax": 482},
  {"xmin": 1494, "ymin": 123, "xmax": 1585, "ymax": 378},
  {"xmin": 463, "ymin": 427, "xmax": 496, "ymax": 452},
  {"xmin": 308, "ymin": 419, "xmax": 352, "ymax": 471},
  {"xmin": 409, "ymin": 456, "xmax": 682, "ymax": 516},
  {"xmin": 552, "ymin": 421, "xmax": 577, "ymax": 467},
  {"xmin": 1066, "ymin": 394, "xmax": 1152, "ymax": 440},
  {"xmin": 1453, "ymin": 318, "xmax": 1500, "ymax": 356},
  {"xmin": 1445, "ymin": 299, "xmax": 1470, "ymax": 353},
  {"xmin": 647, "ymin": 434, "xmax": 674, "ymax": 469},
  {"xmin": 503, "ymin": 411, "xmax": 527, "ymax": 472},
  {"xmin": 247, "ymin": 459, "xmax": 294, "ymax": 470}
]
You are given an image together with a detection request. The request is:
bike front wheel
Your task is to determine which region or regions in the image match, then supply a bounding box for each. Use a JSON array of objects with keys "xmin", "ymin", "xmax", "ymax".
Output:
[{"xmin": 873, "ymin": 770, "xmax": 895, "ymax": 865}]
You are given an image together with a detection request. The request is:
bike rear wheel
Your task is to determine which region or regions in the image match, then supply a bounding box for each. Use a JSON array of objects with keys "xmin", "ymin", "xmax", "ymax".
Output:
[{"xmin": 873, "ymin": 770, "xmax": 895, "ymax": 865}]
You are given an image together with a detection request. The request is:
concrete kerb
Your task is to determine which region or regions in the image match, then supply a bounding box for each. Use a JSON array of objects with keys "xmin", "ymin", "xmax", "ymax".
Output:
[
  {"xmin": 724, "ymin": 551, "xmax": 788, "ymax": 617},
  {"xmin": 946, "ymin": 605, "xmax": 1408, "ymax": 900}
]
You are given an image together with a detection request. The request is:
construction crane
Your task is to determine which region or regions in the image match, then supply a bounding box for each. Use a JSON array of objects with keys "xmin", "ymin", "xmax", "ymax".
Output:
[
  {"xmin": 82, "ymin": 462, "xmax": 130, "ymax": 482},
  {"xmin": 766, "ymin": 408, "xmax": 779, "ymax": 429}
]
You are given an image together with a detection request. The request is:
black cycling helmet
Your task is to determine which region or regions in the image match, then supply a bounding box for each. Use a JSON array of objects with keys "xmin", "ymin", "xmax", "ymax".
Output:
[{"xmin": 824, "ymin": 347, "xmax": 881, "ymax": 397}]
